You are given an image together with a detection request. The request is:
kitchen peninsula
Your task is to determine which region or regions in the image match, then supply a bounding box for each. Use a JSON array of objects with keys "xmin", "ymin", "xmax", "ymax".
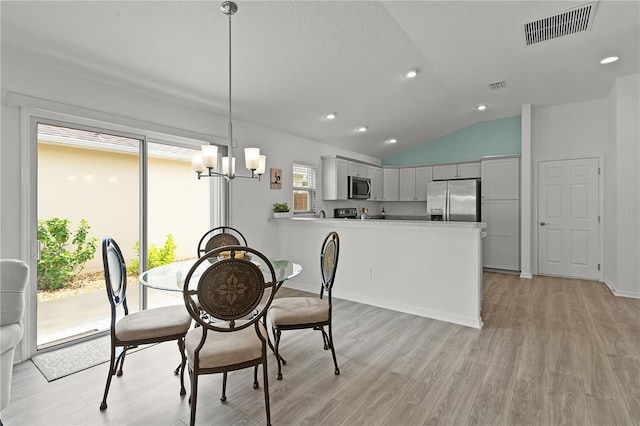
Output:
[{"xmin": 271, "ymin": 217, "xmax": 486, "ymax": 329}]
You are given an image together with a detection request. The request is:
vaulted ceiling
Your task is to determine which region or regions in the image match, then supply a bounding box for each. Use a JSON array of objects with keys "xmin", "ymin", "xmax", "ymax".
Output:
[{"xmin": 2, "ymin": 1, "xmax": 639, "ymax": 158}]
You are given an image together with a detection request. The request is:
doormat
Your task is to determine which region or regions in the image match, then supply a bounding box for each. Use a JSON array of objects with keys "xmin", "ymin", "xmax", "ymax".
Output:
[{"xmin": 31, "ymin": 336, "xmax": 153, "ymax": 382}]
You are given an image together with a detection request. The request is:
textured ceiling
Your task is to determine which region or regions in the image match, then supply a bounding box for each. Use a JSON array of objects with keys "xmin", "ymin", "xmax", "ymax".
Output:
[{"xmin": 2, "ymin": 1, "xmax": 639, "ymax": 159}]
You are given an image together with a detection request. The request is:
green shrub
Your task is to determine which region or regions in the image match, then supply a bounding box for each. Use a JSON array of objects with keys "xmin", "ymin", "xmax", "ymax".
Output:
[
  {"xmin": 37, "ymin": 218, "xmax": 98, "ymax": 291},
  {"xmin": 128, "ymin": 234, "xmax": 177, "ymax": 275}
]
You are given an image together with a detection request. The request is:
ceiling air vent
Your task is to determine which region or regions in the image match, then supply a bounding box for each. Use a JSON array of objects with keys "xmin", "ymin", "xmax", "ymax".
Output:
[
  {"xmin": 488, "ymin": 81, "xmax": 507, "ymax": 90},
  {"xmin": 523, "ymin": 2, "xmax": 597, "ymax": 46}
]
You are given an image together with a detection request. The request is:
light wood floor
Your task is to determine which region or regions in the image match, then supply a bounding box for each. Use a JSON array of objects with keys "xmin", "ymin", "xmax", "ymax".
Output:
[{"xmin": 2, "ymin": 272, "xmax": 639, "ymax": 426}]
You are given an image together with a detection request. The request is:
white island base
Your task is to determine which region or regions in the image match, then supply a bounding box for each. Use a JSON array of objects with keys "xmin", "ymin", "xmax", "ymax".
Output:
[{"xmin": 272, "ymin": 218, "xmax": 486, "ymax": 329}]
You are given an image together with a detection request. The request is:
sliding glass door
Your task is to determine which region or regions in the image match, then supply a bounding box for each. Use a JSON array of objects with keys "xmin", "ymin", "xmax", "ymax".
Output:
[
  {"xmin": 36, "ymin": 122, "xmax": 142, "ymax": 348},
  {"xmin": 34, "ymin": 120, "xmax": 219, "ymax": 350}
]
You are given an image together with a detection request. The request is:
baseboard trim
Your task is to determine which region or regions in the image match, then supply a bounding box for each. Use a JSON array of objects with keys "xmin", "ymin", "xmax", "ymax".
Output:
[
  {"xmin": 519, "ymin": 272, "xmax": 533, "ymax": 279},
  {"xmin": 604, "ymin": 277, "xmax": 640, "ymax": 299},
  {"xmin": 282, "ymin": 281, "xmax": 483, "ymax": 329}
]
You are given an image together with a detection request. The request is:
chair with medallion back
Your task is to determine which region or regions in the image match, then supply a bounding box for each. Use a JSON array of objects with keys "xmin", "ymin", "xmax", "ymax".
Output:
[
  {"xmin": 182, "ymin": 245, "xmax": 277, "ymax": 426},
  {"xmin": 196, "ymin": 226, "xmax": 247, "ymax": 258},
  {"xmin": 267, "ymin": 231, "xmax": 340, "ymax": 380},
  {"xmin": 99, "ymin": 237, "xmax": 193, "ymax": 411}
]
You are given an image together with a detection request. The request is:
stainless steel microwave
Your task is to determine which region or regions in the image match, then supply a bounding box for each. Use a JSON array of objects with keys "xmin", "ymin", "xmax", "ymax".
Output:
[{"xmin": 348, "ymin": 176, "xmax": 371, "ymax": 199}]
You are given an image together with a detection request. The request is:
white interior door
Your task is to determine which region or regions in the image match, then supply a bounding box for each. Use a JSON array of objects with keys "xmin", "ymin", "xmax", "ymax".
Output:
[{"xmin": 538, "ymin": 158, "xmax": 599, "ymax": 279}]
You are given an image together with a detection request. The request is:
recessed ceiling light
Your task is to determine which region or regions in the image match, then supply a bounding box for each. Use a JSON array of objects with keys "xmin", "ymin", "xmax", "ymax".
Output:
[
  {"xmin": 403, "ymin": 68, "xmax": 420, "ymax": 78},
  {"xmin": 324, "ymin": 112, "xmax": 337, "ymax": 120},
  {"xmin": 357, "ymin": 126, "xmax": 368, "ymax": 133},
  {"xmin": 600, "ymin": 56, "xmax": 619, "ymax": 64},
  {"xmin": 386, "ymin": 138, "xmax": 397, "ymax": 144},
  {"xmin": 476, "ymin": 104, "xmax": 487, "ymax": 111}
]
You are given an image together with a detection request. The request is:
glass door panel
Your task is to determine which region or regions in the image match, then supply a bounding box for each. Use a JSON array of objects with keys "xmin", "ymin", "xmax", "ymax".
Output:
[
  {"xmin": 146, "ymin": 141, "xmax": 212, "ymax": 307},
  {"xmin": 36, "ymin": 123, "xmax": 140, "ymax": 349}
]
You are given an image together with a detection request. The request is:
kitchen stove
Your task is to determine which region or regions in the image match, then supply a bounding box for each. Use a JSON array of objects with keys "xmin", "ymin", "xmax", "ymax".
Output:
[{"xmin": 334, "ymin": 207, "xmax": 358, "ymax": 219}]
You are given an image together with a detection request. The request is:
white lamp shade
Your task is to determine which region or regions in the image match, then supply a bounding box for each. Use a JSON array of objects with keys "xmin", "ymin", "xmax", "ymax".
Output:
[
  {"xmin": 244, "ymin": 147, "xmax": 260, "ymax": 170},
  {"xmin": 256, "ymin": 155, "xmax": 266, "ymax": 175},
  {"xmin": 191, "ymin": 152, "xmax": 205, "ymax": 172},
  {"xmin": 201, "ymin": 145, "xmax": 218, "ymax": 168},
  {"xmin": 222, "ymin": 157, "xmax": 236, "ymax": 175}
]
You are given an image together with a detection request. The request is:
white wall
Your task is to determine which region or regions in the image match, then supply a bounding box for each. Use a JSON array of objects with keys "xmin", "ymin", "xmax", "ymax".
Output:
[{"xmin": 608, "ymin": 74, "xmax": 640, "ymax": 297}]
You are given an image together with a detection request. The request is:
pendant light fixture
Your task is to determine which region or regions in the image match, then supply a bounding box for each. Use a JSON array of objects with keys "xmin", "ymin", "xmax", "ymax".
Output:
[{"xmin": 191, "ymin": 1, "xmax": 266, "ymax": 181}]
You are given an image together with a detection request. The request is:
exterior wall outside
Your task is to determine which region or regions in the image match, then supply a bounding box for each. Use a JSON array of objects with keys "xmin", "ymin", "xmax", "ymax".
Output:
[
  {"xmin": 382, "ymin": 115, "xmax": 522, "ymax": 166},
  {"xmin": 37, "ymin": 143, "xmax": 209, "ymax": 273}
]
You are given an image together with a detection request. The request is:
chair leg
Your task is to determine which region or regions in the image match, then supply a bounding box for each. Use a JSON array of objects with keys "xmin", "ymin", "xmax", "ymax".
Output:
[
  {"xmin": 327, "ymin": 323, "xmax": 340, "ymax": 376},
  {"xmin": 221, "ymin": 372, "xmax": 228, "ymax": 402},
  {"xmin": 262, "ymin": 355, "xmax": 272, "ymax": 426},
  {"xmin": 318, "ymin": 326, "xmax": 330, "ymax": 350},
  {"xmin": 273, "ymin": 327, "xmax": 284, "ymax": 380},
  {"xmin": 116, "ymin": 346, "xmax": 128, "ymax": 377},
  {"xmin": 100, "ymin": 343, "xmax": 117, "ymax": 410},
  {"xmin": 253, "ymin": 365, "xmax": 259, "ymax": 389},
  {"xmin": 177, "ymin": 338, "xmax": 187, "ymax": 396},
  {"xmin": 188, "ymin": 367, "xmax": 198, "ymax": 426}
]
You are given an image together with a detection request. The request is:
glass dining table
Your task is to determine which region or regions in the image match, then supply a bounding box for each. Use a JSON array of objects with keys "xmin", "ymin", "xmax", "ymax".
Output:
[{"xmin": 139, "ymin": 257, "xmax": 302, "ymax": 293}]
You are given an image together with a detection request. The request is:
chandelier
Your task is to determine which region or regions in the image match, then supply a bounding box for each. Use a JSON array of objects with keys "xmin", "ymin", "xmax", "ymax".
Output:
[{"xmin": 191, "ymin": 1, "xmax": 266, "ymax": 181}]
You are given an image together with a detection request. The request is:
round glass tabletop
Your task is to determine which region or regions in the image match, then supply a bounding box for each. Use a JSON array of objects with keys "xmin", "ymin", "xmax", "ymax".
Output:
[{"xmin": 138, "ymin": 258, "xmax": 302, "ymax": 292}]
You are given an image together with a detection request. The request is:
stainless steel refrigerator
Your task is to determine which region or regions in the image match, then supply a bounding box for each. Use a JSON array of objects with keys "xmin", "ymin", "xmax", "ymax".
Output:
[{"xmin": 427, "ymin": 179, "xmax": 481, "ymax": 222}]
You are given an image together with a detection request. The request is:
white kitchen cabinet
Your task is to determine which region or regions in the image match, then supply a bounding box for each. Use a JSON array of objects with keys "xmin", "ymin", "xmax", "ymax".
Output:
[
  {"xmin": 482, "ymin": 200, "xmax": 520, "ymax": 270},
  {"xmin": 322, "ymin": 157, "xmax": 348, "ymax": 200},
  {"xmin": 481, "ymin": 157, "xmax": 520, "ymax": 200},
  {"xmin": 415, "ymin": 166, "xmax": 433, "ymax": 201},
  {"xmin": 433, "ymin": 164, "xmax": 457, "ymax": 180},
  {"xmin": 347, "ymin": 161, "xmax": 367, "ymax": 177},
  {"xmin": 367, "ymin": 165, "xmax": 383, "ymax": 201},
  {"xmin": 399, "ymin": 166, "xmax": 432, "ymax": 201},
  {"xmin": 399, "ymin": 168, "xmax": 417, "ymax": 201},
  {"xmin": 458, "ymin": 162, "xmax": 481, "ymax": 179},
  {"xmin": 433, "ymin": 162, "xmax": 481, "ymax": 180},
  {"xmin": 383, "ymin": 168, "xmax": 399, "ymax": 201},
  {"xmin": 481, "ymin": 156, "xmax": 520, "ymax": 271}
]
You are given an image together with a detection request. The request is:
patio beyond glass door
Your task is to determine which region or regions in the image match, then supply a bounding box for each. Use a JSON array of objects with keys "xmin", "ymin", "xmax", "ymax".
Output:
[{"xmin": 36, "ymin": 123, "xmax": 141, "ymax": 349}]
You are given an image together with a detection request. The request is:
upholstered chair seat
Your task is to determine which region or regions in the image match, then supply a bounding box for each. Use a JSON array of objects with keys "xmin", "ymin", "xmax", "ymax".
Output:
[
  {"xmin": 184, "ymin": 320, "xmax": 267, "ymax": 369},
  {"xmin": 268, "ymin": 297, "xmax": 329, "ymax": 326},
  {"xmin": 115, "ymin": 305, "xmax": 192, "ymax": 342}
]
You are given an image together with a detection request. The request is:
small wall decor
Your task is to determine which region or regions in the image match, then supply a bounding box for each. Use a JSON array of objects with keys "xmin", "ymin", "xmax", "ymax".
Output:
[{"xmin": 270, "ymin": 168, "xmax": 282, "ymax": 189}]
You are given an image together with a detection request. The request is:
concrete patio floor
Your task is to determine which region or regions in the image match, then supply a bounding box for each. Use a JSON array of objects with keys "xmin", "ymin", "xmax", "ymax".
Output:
[{"xmin": 37, "ymin": 283, "xmax": 183, "ymax": 348}]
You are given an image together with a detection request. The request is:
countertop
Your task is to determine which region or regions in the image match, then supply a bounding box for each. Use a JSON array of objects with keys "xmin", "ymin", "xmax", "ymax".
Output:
[{"xmin": 270, "ymin": 216, "xmax": 487, "ymax": 229}]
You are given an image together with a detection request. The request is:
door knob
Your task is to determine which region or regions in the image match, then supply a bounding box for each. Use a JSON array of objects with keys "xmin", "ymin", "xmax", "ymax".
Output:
[{"xmin": 540, "ymin": 222, "xmax": 547, "ymax": 226}]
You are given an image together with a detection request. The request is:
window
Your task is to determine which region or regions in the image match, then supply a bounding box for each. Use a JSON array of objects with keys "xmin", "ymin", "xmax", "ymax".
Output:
[{"xmin": 292, "ymin": 163, "xmax": 316, "ymax": 214}]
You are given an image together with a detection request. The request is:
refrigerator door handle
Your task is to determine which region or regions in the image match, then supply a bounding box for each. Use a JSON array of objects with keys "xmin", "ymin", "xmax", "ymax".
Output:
[{"xmin": 445, "ymin": 188, "xmax": 449, "ymax": 221}]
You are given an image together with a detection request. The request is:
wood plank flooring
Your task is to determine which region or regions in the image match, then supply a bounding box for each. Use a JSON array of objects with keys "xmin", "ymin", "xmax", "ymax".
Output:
[{"xmin": 2, "ymin": 272, "xmax": 639, "ymax": 425}]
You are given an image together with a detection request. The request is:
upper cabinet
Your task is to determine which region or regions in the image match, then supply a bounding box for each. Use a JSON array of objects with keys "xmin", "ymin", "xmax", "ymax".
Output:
[
  {"xmin": 399, "ymin": 166, "xmax": 432, "ymax": 201},
  {"xmin": 481, "ymin": 157, "xmax": 520, "ymax": 200},
  {"xmin": 322, "ymin": 157, "xmax": 348, "ymax": 200},
  {"xmin": 383, "ymin": 168, "xmax": 399, "ymax": 201},
  {"xmin": 347, "ymin": 161, "xmax": 366, "ymax": 177},
  {"xmin": 367, "ymin": 165, "xmax": 383, "ymax": 201},
  {"xmin": 433, "ymin": 162, "xmax": 481, "ymax": 180}
]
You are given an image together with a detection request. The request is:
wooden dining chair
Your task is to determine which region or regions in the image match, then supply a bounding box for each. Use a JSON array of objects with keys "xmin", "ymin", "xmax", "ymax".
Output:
[
  {"xmin": 268, "ymin": 231, "xmax": 340, "ymax": 380},
  {"xmin": 99, "ymin": 237, "xmax": 193, "ymax": 410},
  {"xmin": 182, "ymin": 245, "xmax": 277, "ymax": 426},
  {"xmin": 196, "ymin": 226, "xmax": 247, "ymax": 258}
]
